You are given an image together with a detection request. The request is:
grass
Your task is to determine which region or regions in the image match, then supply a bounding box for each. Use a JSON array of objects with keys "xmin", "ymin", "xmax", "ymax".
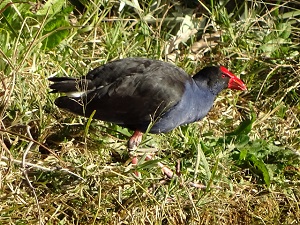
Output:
[{"xmin": 0, "ymin": 0, "xmax": 300, "ymax": 224}]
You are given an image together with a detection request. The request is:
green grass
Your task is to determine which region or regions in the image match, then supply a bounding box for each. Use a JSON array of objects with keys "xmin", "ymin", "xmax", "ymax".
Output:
[{"xmin": 0, "ymin": 0, "xmax": 300, "ymax": 224}]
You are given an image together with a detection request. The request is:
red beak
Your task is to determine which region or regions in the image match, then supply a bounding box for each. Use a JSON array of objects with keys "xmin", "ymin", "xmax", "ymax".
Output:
[{"xmin": 220, "ymin": 66, "xmax": 247, "ymax": 91}]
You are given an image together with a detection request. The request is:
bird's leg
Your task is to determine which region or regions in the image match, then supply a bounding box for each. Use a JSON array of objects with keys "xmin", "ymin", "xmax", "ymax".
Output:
[
  {"xmin": 128, "ymin": 130, "xmax": 143, "ymax": 177},
  {"xmin": 128, "ymin": 130, "xmax": 143, "ymax": 150},
  {"xmin": 127, "ymin": 130, "xmax": 175, "ymax": 179}
]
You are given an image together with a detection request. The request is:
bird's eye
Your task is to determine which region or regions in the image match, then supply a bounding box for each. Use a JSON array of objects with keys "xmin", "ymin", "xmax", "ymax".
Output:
[{"xmin": 222, "ymin": 73, "xmax": 226, "ymax": 78}]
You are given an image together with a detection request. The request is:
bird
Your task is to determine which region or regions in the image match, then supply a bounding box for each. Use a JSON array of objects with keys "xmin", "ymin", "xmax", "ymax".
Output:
[{"xmin": 49, "ymin": 57, "xmax": 246, "ymax": 177}]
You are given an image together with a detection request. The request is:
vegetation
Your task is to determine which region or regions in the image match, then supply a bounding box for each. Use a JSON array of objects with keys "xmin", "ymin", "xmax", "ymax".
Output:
[{"xmin": 0, "ymin": 0, "xmax": 299, "ymax": 224}]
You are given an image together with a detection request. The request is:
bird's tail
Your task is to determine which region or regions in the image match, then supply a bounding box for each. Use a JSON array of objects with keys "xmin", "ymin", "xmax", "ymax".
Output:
[
  {"xmin": 49, "ymin": 77, "xmax": 97, "ymax": 117},
  {"xmin": 48, "ymin": 77, "xmax": 96, "ymax": 98}
]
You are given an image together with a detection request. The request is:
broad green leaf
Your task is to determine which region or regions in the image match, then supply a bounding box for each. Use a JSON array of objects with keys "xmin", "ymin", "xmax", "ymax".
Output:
[
  {"xmin": 277, "ymin": 22, "xmax": 291, "ymax": 39},
  {"xmin": 229, "ymin": 116, "xmax": 255, "ymax": 136},
  {"xmin": 36, "ymin": 0, "xmax": 65, "ymax": 15},
  {"xmin": 42, "ymin": 17, "xmax": 70, "ymax": 49},
  {"xmin": 196, "ymin": 142, "xmax": 211, "ymax": 181},
  {"xmin": 249, "ymin": 154, "xmax": 271, "ymax": 186},
  {"xmin": 236, "ymin": 134, "xmax": 250, "ymax": 147},
  {"xmin": 239, "ymin": 148, "xmax": 248, "ymax": 161}
]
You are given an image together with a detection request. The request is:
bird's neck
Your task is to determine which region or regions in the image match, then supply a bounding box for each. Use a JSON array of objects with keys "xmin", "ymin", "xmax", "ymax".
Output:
[
  {"xmin": 149, "ymin": 80, "xmax": 216, "ymax": 133},
  {"xmin": 176, "ymin": 80, "xmax": 216, "ymax": 122}
]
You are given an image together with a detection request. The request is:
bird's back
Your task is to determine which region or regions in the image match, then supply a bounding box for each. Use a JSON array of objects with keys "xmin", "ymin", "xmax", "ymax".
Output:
[{"xmin": 50, "ymin": 58, "xmax": 191, "ymax": 132}]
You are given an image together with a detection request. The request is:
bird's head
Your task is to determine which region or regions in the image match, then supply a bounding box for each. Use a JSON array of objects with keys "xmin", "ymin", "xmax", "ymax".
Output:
[{"xmin": 193, "ymin": 66, "xmax": 247, "ymax": 95}]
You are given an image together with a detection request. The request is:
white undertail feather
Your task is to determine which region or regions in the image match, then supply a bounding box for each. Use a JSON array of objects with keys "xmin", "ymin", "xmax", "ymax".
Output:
[{"xmin": 65, "ymin": 88, "xmax": 97, "ymax": 98}]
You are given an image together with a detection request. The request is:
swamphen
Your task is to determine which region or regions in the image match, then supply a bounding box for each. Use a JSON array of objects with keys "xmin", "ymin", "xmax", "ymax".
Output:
[{"xmin": 49, "ymin": 58, "xmax": 246, "ymax": 177}]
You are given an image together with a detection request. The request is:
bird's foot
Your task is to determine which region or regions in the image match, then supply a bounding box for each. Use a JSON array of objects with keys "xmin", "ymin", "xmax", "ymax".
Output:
[
  {"xmin": 127, "ymin": 130, "xmax": 143, "ymax": 151},
  {"xmin": 129, "ymin": 154, "xmax": 217, "ymax": 189},
  {"xmin": 128, "ymin": 149, "xmax": 174, "ymax": 179},
  {"xmin": 127, "ymin": 130, "xmax": 175, "ymax": 179},
  {"xmin": 129, "ymin": 153, "xmax": 213, "ymax": 189},
  {"xmin": 129, "ymin": 148, "xmax": 158, "ymax": 178},
  {"xmin": 144, "ymin": 154, "xmax": 174, "ymax": 179}
]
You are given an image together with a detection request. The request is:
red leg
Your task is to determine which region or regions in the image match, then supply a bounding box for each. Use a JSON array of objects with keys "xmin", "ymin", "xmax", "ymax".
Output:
[
  {"xmin": 128, "ymin": 130, "xmax": 143, "ymax": 177},
  {"xmin": 128, "ymin": 130, "xmax": 143, "ymax": 150},
  {"xmin": 127, "ymin": 130, "xmax": 175, "ymax": 179}
]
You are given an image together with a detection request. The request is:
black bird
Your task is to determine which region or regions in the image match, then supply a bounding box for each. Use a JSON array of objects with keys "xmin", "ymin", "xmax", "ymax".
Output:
[{"xmin": 49, "ymin": 58, "xmax": 246, "ymax": 176}]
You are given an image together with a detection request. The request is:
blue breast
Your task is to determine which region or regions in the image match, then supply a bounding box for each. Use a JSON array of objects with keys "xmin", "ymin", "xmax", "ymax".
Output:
[{"xmin": 149, "ymin": 80, "xmax": 215, "ymax": 133}]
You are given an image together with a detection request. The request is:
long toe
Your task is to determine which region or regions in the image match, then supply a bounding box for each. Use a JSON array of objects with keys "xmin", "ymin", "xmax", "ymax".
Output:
[
  {"xmin": 145, "ymin": 155, "xmax": 174, "ymax": 179},
  {"xmin": 131, "ymin": 156, "xmax": 141, "ymax": 177}
]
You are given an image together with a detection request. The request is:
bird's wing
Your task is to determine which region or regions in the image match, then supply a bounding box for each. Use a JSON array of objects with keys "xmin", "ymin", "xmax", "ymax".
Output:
[{"xmin": 82, "ymin": 58, "xmax": 191, "ymax": 125}]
